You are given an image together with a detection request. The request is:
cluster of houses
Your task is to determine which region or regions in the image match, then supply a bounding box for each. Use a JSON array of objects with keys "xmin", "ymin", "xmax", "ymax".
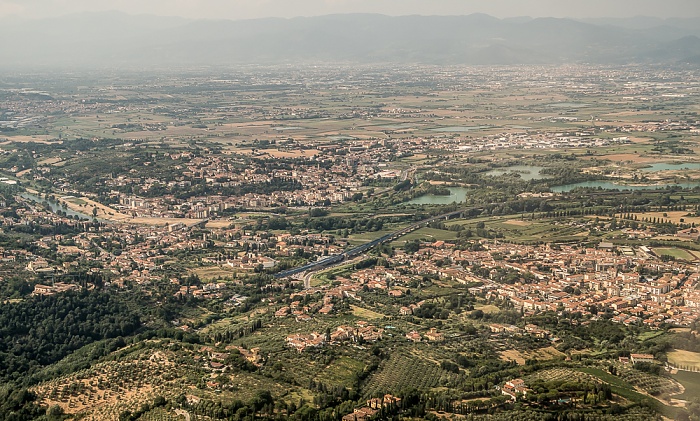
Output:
[
  {"xmin": 96, "ymin": 146, "xmax": 387, "ymax": 214},
  {"xmin": 501, "ymin": 379, "xmax": 529, "ymax": 401},
  {"xmin": 405, "ymin": 328, "xmax": 444, "ymax": 342},
  {"xmin": 286, "ymin": 322, "xmax": 385, "ymax": 352},
  {"xmin": 341, "ymin": 395, "xmax": 402, "ymax": 421},
  {"xmin": 489, "ymin": 323, "xmax": 552, "ymax": 340},
  {"xmin": 286, "ymin": 332, "xmax": 326, "ymax": 353},
  {"xmin": 330, "ymin": 322, "xmax": 384, "ymax": 343},
  {"xmin": 388, "ymin": 240, "xmax": 699, "ymax": 328},
  {"xmin": 288, "ymin": 238, "xmax": 699, "ymax": 330},
  {"xmin": 174, "ymin": 281, "xmax": 228, "ymax": 299},
  {"xmin": 32, "ymin": 282, "xmax": 80, "ymax": 296},
  {"xmin": 274, "ymin": 295, "xmax": 335, "ymax": 322},
  {"xmin": 453, "ymin": 132, "xmax": 630, "ymax": 153},
  {"xmin": 198, "ymin": 345, "xmax": 264, "ymax": 376}
]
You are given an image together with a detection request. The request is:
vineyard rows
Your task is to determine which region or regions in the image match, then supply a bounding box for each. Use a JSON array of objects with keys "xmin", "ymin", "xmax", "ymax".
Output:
[
  {"xmin": 615, "ymin": 365, "xmax": 682, "ymax": 396},
  {"xmin": 363, "ymin": 352, "xmax": 458, "ymax": 397},
  {"xmin": 524, "ymin": 368, "xmax": 600, "ymax": 385}
]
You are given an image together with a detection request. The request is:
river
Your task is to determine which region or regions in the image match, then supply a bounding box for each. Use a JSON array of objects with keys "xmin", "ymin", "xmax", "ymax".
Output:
[{"xmin": 19, "ymin": 192, "xmax": 93, "ymax": 220}]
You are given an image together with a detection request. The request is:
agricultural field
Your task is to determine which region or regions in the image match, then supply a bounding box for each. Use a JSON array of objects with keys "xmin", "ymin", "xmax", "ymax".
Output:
[
  {"xmin": 614, "ymin": 364, "xmax": 682, "ymax": 398},
  {"xmin": 632, "ymin": 211, "xmax": 700, "ymax": 226},
  {"xmin": 499, "ymin": 347, "xmax": 565, "ymax": 366},
  {"xmin": 638, "ymin": 330, "xmax": 666, "ymax": 341},
  {"xmin": 654, "ymin": 247, "xmax": 698, "ymax": 261},
  {"xmin": 576, "ymin": 367, "xmax": 675, "ymax": 416},
  {"xmin": 448, "ymin": 216, "xmax": 590, "ymax": 244},
  {"xmin": 314, "ymin": 357, "xmax": 366, "ymax": 389},
  {"xmin": 31, "ymin": 343, "xmax": 200, "ymax": 417},
  {"xmin": 472, "ymin": 303, "xmax": 500, "ymax": 314},
  {"xmin": 670, "ymin": 371, "xmax": 700, "ymax": 401},
  {"xmin": 350, "ymin": 305, "xmax": 386, "ymax": 320},
  {"xmin": 191, "ymin": 266, "xmax": 238, "ymax": 281},
  {"xmin": 363, "ymin": 351, "xmax": 459, "ymax": 398},
  {"xmin": 133, "ymin": 407, "xmax": 185, "ymax": 421},
  {"xmin": 525, "ymin": 367, "xmax": 600, "ymax": 385},
  {"xmin": 390, "ymin": 227, "xmax": 460, "ymax": 244},
  {"xmin": 667, "ymin": 350, "xmax": 700, "ymax": 371},
  {"xmin": 30, "ymin": 339, "xmax": 306, "ymax": 420}
]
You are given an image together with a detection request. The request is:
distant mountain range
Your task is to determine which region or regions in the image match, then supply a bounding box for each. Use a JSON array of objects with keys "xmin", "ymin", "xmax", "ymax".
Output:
[{"xmin": 1, "ymin": 12, "xmax": 699, "ymax": 68}]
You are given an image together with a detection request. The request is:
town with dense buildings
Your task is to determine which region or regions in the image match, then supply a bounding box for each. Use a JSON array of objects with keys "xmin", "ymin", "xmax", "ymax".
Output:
[{"xmin": 12, "ymin": 192, "xmax": 700, "ymax": 333}]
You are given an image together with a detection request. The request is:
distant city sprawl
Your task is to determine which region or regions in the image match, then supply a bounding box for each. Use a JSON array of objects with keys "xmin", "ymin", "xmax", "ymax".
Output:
[{"xmin": 0, "ymin": 63, "xmax": 699, "ymax": 421}]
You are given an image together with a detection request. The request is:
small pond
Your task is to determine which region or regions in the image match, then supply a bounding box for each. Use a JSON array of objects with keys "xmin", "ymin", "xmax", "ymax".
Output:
[{"xmin": 408, "ymin": 187, "xmax": 472, "ymax": 205}]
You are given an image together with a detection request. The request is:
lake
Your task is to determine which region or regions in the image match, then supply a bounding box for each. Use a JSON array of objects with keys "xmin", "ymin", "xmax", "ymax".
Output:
[
  {"xmin": 641, "ymin": 163, "xmax": 700, "ymax": 172},
  {"xmin": 20, "ymin": 192, "xmax": 93, "ymax": 219},
  {"xmin": 484, "ymin": 165, "xmax": 549, "ymax": 181},
  {"xmin": 408, "ymin": 187, "xmax": 471, "ymax": 205},
  {"xmin": 552, "ymin": 181, "xmax": 700, "ymax": 192}
]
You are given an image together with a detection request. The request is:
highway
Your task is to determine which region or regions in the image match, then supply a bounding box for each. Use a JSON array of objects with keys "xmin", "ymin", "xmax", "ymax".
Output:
[{"xmin": 274, "ymin": 206, "xmax": 477, "ymax": 280}]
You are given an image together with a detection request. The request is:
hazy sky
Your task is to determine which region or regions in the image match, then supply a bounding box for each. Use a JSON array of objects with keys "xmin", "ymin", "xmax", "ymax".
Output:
[{"xmin": 1, "ymin": 0, "xmax": 698, "ymax": 20}]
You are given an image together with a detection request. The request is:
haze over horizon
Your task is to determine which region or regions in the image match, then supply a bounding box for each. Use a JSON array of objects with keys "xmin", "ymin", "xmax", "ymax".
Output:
[{"xmin": 1, "ymin": 0, "xmax": 699, "ymax": 20}]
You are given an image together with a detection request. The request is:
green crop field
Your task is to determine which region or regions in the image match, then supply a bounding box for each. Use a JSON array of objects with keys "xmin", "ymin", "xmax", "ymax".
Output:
[
  {"xmin": 390, "ymin": 227, "xmax": 460, "ymax": 245},
  {"xmin": 314, "ymin": 357, "xmax": 366, "ymax": 389},
  {"xmin": 363, "ymin": 351, "xmax": 458, "ymax": 398},
  {"xmin": 670, "ymin": 371, "xmax": 700, "ymax": 400},
  {"xmin": 654, "ymin": 248, "xmax": 697, "ymax": 261},
  {"xmin": 638, "ymin": 330, "xmax": 665, "ymax": 341},
  {"xmin": 576, "ymin": 367, "xmax": 676, "ymax": 417}
]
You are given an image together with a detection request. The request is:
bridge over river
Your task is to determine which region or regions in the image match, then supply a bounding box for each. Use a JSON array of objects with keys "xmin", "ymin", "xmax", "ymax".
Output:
[{"xmin": 274, "ymin": 206, "xmax": 482, "ymax": 281}]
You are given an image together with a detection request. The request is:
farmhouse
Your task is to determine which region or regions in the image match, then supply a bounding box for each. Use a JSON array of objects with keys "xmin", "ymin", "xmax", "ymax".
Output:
[
  {"xmin": 424, "ymin": 327, "xmax": 444, "ymax": 342},
  {"xmin": 32, "ymin": 282, "xmax": 80, "ymax": 296},
  {"xmin": 630, "ymin": 353, "xmax": 655, "ymax": 364},
  {"xmin": 502, "ymin": 378, "xmax": 529, "ymax": 401},
  {"xmin": 405, "ymin": 330, "xmax": 422, "ymax": 342},
  {"xmin": 367, "ymin": 394, "xmax": 402, "ymax": 409}
]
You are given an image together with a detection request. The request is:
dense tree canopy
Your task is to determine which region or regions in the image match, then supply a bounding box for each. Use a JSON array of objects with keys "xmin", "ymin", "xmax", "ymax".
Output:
[{"xmin": 0, "ymin": 290, "xmax": 141, "ymax": 384}]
